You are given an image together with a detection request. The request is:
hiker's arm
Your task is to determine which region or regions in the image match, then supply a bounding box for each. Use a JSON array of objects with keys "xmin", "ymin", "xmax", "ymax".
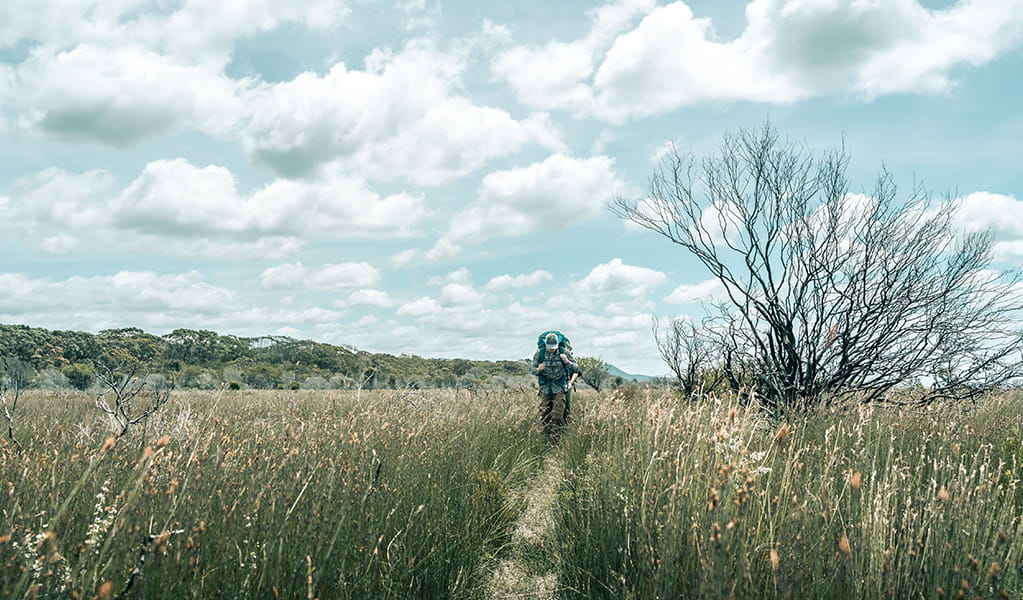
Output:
[
  {"xmin": 562, "ymin": 351, "xmax": 580, "ymax": 373},
  {"xmin": 530, "ymin": 351, "xmax": 543, "ymax": 375}
]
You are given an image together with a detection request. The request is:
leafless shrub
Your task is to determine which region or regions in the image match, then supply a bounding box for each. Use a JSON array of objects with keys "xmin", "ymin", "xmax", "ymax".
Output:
[
  {"xmin": 94, "ymin": 355, "xmax": 172, "ymax": 438},
  {"xmin": 1, "ymin": 356, "xmax": 33, "ymax": 451},
  {"xmin": 653, "ymin": 317, "xmax": 725, "ymax": 398},
  {"xmin": 616, "ymin": 124, "xmax": 1023, "ymax": 414}
]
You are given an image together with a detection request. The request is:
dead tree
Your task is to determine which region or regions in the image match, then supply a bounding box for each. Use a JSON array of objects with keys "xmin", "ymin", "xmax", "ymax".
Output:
[
  {"xmin": 652, "ymin": 317, "xmax": 722, "ymax": 398},
  {"xmin": 616, "ymin": 124, "xmax": 1023, "ymax": 413},
  {"xmin": 1, "ymin": 357, "xmax": 32, "ymax": 451},
  {"xmin": 95, "ymin": 356, "xmax": 171, "ymax": 438}
]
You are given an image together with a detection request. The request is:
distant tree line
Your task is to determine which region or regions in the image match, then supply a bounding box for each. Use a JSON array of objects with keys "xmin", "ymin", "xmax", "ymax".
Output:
[{"xmin": 0, "ymin": 324, "xmax": 536, "ymax": 391}]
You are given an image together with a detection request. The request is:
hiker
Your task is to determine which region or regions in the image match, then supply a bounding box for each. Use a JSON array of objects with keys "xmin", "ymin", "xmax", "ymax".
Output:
[{"xmin": 531, "ymin": 331, "xmax": 580, "ymax": 444}]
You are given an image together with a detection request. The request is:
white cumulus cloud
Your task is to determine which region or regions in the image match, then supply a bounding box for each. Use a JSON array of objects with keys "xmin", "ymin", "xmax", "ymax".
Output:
[
  {"xmin": 951, "ymin": 191, "xmax": 1023, "ymax": 265},
  {"xmin": 39, "ymin": 233, "xmax": 79, "ymax": 255},
  {"xmin": 397, "ymin": 296, "xmax": 443, "ymax": 319},
  {"xmin": 491, "ymin": 0, "xmax": 1023, "ymax": 122},
  {"xmin": 8, "ymin": 44, "xmax": 247, "ymax": 144},
  {"xmin": 491, "ymin": 0, "xmax": 656, "ymax": 113},
  {"xmin": 0, "ymin": 0, "xmax": 349, "ymax": 144},
  {"xmin": 2, "ymin": 167, "xmax": 115, "ymax": 231},
  {"xmin": 306, "ymin": 262, "xmax": 381, "ymax": 291},
  {"xmin": 0, "ymin": 270, "xmax": 235, "ymax": 319},
  {"xmin": 575, "ymin": 258, "xmax": 668, "ymax": 297},
  {"xmin": 0, "ymin": 0, "xmax": 348, "ymax": 64},
  {"xmin": 954, "ymin": 191, "xmax": 1023, "ymax": 240},
  {"xmin": 173, "ymin": 237, "xmax": 304, "ymax": 261},
  {"xmin": 5, "ymin": 161, "xmax": 422, "ymax": 259},
  {"xmin": 430, "ymin": 153, "xmax": 625, "ymax": 258},
  {"xmin": 113, "ymin": 159, "xmax": 426, "ymax": 241},
  {"xmin": 260, "ymin": 262, "xmax": 309, "ymax": 290},
  {"xmin": 665, "ymin": 278, "xmax": 727, "ymax": 304},
  {"xmin": 242, "ymin": 40, "xmax": 563, "ymax": 183},
  {"xmin": 346, "ymin": 289, "xmax": 396, "ymax": 308},
  {"xmin": 440, "ymin": 282, "xmax": 487, "ymax": 307},
  {"xmin": 260, "ymin": 261, "xmax": 381, "ymax": 290},
  {"xmin": 485, "ymin": 270, "xmax": 554, "ymax": 291}
]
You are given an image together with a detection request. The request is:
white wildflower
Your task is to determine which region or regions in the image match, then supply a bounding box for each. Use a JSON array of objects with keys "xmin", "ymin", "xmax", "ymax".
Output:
[{"xmin": 84, "ymin": 480, "xmax": 118, "ymax": 555}]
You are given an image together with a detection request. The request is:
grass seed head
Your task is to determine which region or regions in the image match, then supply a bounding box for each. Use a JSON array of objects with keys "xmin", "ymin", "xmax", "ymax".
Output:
[
  {"xmin": 990, "ymin": 562, "xmax": 1001, "ymax": 578},
  {"xmin": 708, "ymin": 488, "xmax": 719, "ymax": 511},
  {"xmin": 838, "ymin": 535, "xmax": 851, "ymax": 558}
]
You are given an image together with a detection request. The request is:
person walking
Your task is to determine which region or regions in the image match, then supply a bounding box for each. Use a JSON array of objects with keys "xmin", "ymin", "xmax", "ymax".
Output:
[{"xmin": 531, "ymin": 331, "xmax": 580, "ymax": 444}]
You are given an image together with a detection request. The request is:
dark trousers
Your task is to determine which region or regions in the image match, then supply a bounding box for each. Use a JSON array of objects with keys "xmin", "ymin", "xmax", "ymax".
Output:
[{"xmin": 538, "ymin": 390, "xmax": 567, "ymax": 443}]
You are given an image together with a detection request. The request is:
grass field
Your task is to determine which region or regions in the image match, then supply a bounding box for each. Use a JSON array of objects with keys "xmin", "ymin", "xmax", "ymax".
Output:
[
  {"xmin": 556, "ymin": 388, "xmax": 1023, "ymax": 599},
  {"xmin": 2, "ymin": 386, "xmax": 1023, "ymax": 598}
]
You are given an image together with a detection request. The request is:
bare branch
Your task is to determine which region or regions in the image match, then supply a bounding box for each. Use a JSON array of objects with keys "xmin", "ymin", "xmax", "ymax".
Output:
[
  {"xmin": 1, "ymin": 356, "xmax": 32, "ymax": 451},
  {"xmin": 618, "ymin": 124, "xmax": 1023, "ymax": 414},
  {"xmin": 94, "ymin": 357, "xmax": 172, "ymax": 437}
]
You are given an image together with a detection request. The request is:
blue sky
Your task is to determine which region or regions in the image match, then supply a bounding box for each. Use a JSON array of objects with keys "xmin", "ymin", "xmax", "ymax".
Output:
[{"xmin": 1, "ymin": 0, "xmax": 1022, "ymax": 375}]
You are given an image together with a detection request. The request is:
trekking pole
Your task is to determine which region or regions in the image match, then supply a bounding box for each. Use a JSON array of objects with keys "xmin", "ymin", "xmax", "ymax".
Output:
[{"xmin": 568, "ymin": 372, "xmax": 579, "ymax": 389}]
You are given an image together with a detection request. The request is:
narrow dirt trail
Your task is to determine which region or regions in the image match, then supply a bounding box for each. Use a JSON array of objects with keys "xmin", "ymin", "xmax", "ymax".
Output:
[{"xmin": 482, "ymin": 453, "xmax": 564, "ymax": 599}]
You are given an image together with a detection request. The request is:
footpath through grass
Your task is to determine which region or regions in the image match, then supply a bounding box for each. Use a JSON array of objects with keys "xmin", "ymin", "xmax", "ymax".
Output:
[{"xmin": 482, "ymin": 452, "xmax": 564, "ymax": 600}]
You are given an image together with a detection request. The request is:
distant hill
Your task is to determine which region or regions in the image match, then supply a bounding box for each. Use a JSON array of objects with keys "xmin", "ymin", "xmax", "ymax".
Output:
[
  {"xmin": 1, "ymin": 321, "xmax": 667, "ymax": 389},
  {"xmin": 607, "ymin": 364, "xmax": 658, "ymax": 383},
  {"xmin": 0, "ymin": 323, "xmax": 533, "ymax": 390}
]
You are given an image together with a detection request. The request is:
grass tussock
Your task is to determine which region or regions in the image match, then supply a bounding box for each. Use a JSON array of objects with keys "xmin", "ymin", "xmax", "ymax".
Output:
[
  {"xmin": 556, "ymin": 389, "xmax": 1023, "ymax": 599},
  {"xmin": 0, "ymin": 388, "xmax": 544, "ymax": 599}
]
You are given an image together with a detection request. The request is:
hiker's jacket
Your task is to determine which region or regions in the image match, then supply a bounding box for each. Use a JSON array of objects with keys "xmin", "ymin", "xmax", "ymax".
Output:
[{"xmin": 531, "ymin": 349, "xmax": 580, "ymax": 394}]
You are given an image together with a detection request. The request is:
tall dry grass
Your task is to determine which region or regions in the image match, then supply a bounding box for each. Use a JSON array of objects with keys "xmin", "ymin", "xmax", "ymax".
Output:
[
  {"xmin": 6, "ymin": 386, "xmax": 1022, "ymax": 599},
  {"xmin": 0, "ymin": 388, "xmax": 544, "ymax": 599},
  {"xmin": 555, "ymin": 388, "xmax": 1023, "ymax": 599}
]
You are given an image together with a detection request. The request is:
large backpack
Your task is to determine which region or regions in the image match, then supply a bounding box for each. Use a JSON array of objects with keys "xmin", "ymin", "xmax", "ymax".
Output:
[
  {"xmin": 537, "ymin": 330, "xmax": 571, "ymax": 355},
  {"xmin": 536, "ymin": 331, "xmax": 576, "ymax": 416}
]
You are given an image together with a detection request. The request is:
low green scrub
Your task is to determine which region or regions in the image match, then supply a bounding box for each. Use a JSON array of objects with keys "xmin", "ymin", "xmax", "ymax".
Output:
[
  {"xmin": 555, "ymin": 390, "xmax": 1023, "ymax": 599},
  {"xmin": 0, "ymin": 389, "xmax": 544, "ymax": 599}
]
